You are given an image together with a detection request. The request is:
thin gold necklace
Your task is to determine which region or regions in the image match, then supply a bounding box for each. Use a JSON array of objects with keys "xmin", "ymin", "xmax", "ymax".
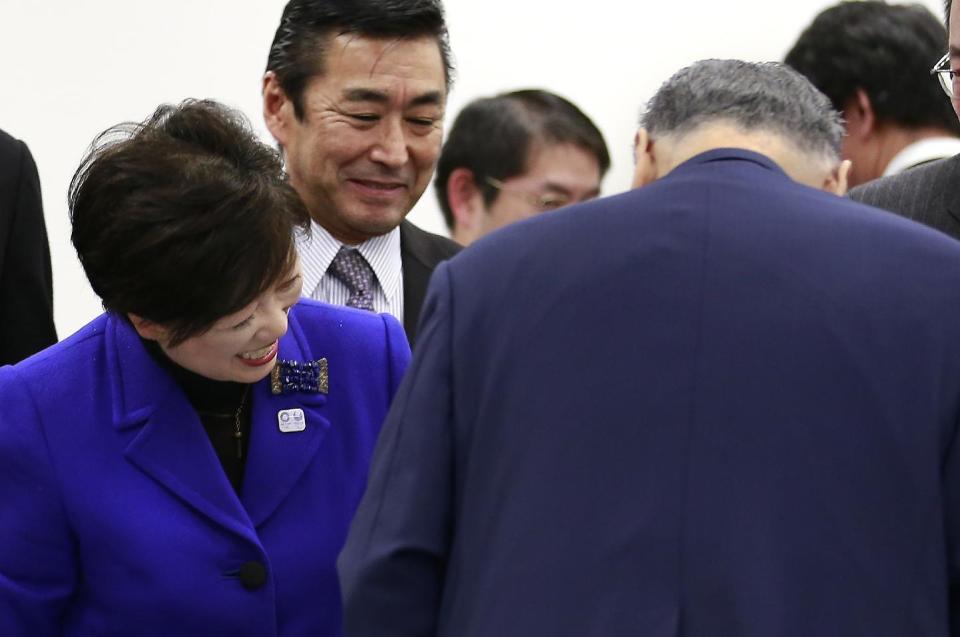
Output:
[{"xmin": 234, "ymin": 387, "xmax": 250, "ymax": 460}]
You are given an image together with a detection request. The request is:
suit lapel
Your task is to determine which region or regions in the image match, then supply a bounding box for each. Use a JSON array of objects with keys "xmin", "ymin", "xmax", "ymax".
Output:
[
  {"xmin": 400, "ymin": 222, "xmax": 431, "ymax": 345},
  {"xmin": 108, "ymin": 315, "xmax": 256, "ymax": 541},
  {"xmin": 240, "ymin": 311, "xmax": 331, "ymax": 528}
]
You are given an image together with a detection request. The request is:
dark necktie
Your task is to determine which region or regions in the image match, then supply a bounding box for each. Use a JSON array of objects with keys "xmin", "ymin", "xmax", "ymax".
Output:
[{"xmin": 329, "ymin": 246, "xmax": 376, "ymax": 311}]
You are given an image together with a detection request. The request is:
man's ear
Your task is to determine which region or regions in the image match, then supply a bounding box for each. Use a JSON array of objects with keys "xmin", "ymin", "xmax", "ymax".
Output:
[
  {"xmin": 823, "ymin": 159, "xmax": 852, "ymax": 196},
  {"xmin": 263, "ymin": 71, "xmax": 294, "ymax": 147},
  {"xmin": 446, "ymin": 167, "xmax": 486, "ymax": 244},
  {"xmin": 843, "ymin": 88, "xmax": 876, "ymax": 140},
  {"xmin": 127, "ymin": 313, "xmax": 168, "ymax": 343},
  {"xmin": 631, "ymin": 128, "xmax": 657, "ymax": 188}
]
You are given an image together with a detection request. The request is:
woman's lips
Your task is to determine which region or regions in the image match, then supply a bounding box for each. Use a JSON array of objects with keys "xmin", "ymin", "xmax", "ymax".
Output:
[{"xmin": 237, "ymin": 341, "xmax": 278, "ymax": 367}]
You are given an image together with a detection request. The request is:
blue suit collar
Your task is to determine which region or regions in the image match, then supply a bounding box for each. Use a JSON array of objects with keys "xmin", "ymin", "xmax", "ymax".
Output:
[
  {"xmin": 670, "ymin": 147, "xmax": 789, "ymax": 178},
  {"xmin": 106, "ymin": 313, "xmax": 180, "ymax": 431},
  {"xmin": 105, "ymin": 308, "xmax": 332, "ymax": 535},
  {"xmin": 242, "ymin": 308, "xmax": 332, "ymax": 527}
]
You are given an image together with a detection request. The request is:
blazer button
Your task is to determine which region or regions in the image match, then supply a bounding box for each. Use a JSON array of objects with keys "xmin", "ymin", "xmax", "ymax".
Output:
[{"xmin": 239, "ymin": 561, "xmax": 267, "ymax": 590}]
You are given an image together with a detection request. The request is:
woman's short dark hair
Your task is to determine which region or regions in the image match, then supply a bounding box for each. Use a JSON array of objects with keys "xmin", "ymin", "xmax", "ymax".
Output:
[{"xmin": 69, "ymin": 99, "xmax": 310, "ymax": 346}]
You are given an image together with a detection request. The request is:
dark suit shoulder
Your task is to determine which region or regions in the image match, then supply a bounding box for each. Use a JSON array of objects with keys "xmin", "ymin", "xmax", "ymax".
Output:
[
  {"xmin": 399, "ymin": 220, "xmax": 461, "ymax": 266},
  {"xmin": 0, "ymin": 129, "xmax": 29, "ymax": 201},
  {"xmin": 849, "ymin": 158, "xmax": 954, "ymax": 206},
  {"xmin": 848, "ymin": 156, "xmax": 960, "ymax": 240},
  {"xmin": 0, "ymin": 128, "xmax": 23, "ymax": 158}
]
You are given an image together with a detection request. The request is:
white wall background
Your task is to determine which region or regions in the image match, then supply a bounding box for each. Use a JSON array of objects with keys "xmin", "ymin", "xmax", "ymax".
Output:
[{"xmin": 0, "ymin": 0, "xmax": 947, "ymax": 337}]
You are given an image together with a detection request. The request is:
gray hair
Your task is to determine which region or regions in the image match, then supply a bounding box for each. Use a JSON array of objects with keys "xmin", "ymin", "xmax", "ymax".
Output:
[{"xmin": 641, "ymin": 59, "xmax": 843, "ymax": 163}]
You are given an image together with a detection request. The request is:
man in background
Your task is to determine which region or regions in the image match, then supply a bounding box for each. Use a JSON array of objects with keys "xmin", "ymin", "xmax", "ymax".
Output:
[
  {"xmin": 848, "ymin": 0, "xmax": 960, "ymax": 239},
  {"xmin": 339, "ymin": 59, "xmax": 960, "ymax": 636},
  {"xmin": 786, "ymin": 1, "xmax": 960, "ymax": 187},
  {"xmin": 435, "ymin": 89, "xmax": 609, "ymax": 246},
  {"xmin": 262, "ymin": 0, "xmax": 460, "ymax": 345},
  {"xmin": 0, "ymin": 129, "xmax": 56, "ymax": 365}
]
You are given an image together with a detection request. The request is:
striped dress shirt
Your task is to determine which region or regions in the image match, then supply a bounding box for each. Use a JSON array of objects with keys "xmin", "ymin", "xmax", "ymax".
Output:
[{"xmin": 296, "ymin": 220, "xmax": 404, "ymax": 326}]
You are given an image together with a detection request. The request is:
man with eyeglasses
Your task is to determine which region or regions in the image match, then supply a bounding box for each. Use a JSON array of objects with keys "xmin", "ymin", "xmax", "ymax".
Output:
[
  {"xmin": 434, "ymin": 89, "xmax": 609, "ymax": 246},
  {"xmin": 785, "ymin": 1, "xmax": 960, "ymax": 189},
  {"xmin": 847, "ymin": 0, "xmax": 960, "ymax": 240}
]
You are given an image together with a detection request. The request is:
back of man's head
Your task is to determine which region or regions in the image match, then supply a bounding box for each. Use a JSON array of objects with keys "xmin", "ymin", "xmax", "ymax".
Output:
[
  {"xmin": 641, "ymin": 59, "xmax": 843, "ymax": 173},
  {"xmin": 265, "ymin": 0, "xmax": 453, "ymax": 120},
  {"xmin": 785, "ymin": 1, "xmax": 957, "ymax": 135},
  {"xmin": 435, "ymin": 89, "xmax": 610, "ymax": 233}
]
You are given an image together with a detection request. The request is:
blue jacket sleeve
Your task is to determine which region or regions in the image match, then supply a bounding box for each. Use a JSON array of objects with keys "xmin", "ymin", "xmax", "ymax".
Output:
[
  {"xmin": 0, "ymin": 366, "xmax": 76, "ymax": 635},
  {"xmin": 339, "ymin": 261, "xmax": 455, "ymax": 636}
]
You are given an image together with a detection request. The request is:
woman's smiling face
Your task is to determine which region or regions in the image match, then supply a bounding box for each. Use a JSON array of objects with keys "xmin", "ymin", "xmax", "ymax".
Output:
[{"xmin": 135, "ymin": 265, "xmax": 304, "ymax": 383}]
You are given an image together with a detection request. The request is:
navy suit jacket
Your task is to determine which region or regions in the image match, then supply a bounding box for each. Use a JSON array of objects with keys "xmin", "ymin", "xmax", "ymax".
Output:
[
  {"xmin": 0, "ymin": 300, "xmax": 409, "ymax": 636},
  {"xmin": 340, "ymin": 149, "xmax": 960, "ymax": 636}
]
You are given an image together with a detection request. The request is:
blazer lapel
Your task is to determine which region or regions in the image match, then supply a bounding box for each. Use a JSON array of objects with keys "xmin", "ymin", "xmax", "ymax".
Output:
[
  {"xmin": 107, "ymin": 315, "xmax": 256, "ymax": 541},
  {"xmin": 400, "ymin": 221, "xmax": 430, "ymax": 345},
  {"xmin": 241, "ymin": 312, "xmax": 331, "ymax": 528}
]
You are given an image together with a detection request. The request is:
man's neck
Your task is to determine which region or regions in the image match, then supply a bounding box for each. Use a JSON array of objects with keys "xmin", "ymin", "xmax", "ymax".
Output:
[
  {"xmin": 308, "ymin": 211, "xmax": 373, "ymax": 246},
  {"xmin": 654, "ymin": 123, "xmax": 833, "ymax": 188}
]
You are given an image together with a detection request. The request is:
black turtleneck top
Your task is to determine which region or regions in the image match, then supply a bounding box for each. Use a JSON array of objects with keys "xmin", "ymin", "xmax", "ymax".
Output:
[{"xmin": 143, "ymin": 339, "xmax": 252, "ymax": 494}]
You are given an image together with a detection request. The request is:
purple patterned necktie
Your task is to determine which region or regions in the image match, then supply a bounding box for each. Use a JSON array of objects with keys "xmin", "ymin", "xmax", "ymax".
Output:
[{"xmin": 329, "ymin": 246, "xmax": 376, "ymax": 311}]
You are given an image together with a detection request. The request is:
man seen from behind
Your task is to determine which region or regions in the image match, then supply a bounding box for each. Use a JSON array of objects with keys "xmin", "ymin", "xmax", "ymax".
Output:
[{"xmin": 339, "ymin": 59, "xmax": 960, "ymax": 636}]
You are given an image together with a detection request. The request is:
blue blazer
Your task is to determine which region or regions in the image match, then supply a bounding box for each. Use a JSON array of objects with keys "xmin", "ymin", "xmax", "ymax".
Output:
[
  {"xmin": 0, "ymin": 299, "xmax": 409, "ymax": 636},
  {"xmin": 340, "ymin": 149, "xmax": 960, "ymax": 636}
]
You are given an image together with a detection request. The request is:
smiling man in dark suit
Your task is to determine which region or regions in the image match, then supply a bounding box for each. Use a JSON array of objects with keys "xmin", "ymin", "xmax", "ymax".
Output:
[
  {"xmin": 262, "ymin": 0, "xmax": 460, "ymax": 346},
  {"xmin": 849, "ymin": 0, "xmax": 960, "ymax": 238},
  {"xmin": 339, "ymin": 59, "xmax": 960, "ymax": 636}
]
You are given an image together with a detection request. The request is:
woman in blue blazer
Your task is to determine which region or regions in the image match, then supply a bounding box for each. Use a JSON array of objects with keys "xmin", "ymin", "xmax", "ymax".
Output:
[{"xmin": 0, "ymin": 100, "xmax": 410, "ymax": 636}]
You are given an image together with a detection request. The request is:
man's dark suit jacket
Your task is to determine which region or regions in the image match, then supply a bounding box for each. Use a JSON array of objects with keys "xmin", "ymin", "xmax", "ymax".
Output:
[
  {"xmin": 339, "ymin": 149, "xmax": 960, "ymax": 636},
  {"xmin": 398, "ymin": 219, "xmax": 460, "ymax": 346},
  {"xmin": 0, "ymin": 129, "xmax": 56, "ymax": 365},
  {"xmin": 849, "ymin": 154, "xmax": 960, "ymax": 240}
]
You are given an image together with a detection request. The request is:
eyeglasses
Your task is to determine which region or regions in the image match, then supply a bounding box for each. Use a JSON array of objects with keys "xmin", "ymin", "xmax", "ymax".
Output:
[
  {"xmin": 484, "ymin": 177, "xmax": 571, "ymax": 212},
  {"xmin": 931, "ymin": 53, "xmax": 958, "ymax": 99}
]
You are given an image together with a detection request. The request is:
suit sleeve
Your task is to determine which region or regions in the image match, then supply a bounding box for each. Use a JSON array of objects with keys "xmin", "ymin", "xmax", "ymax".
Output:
[
  {"xmin": 0, "ymin": 367, "xmax": 77, "ymax": 635},
  {"xmin": 848, "ymin": 180, "xmax": 899, "ymax": 212},
  {"xmin": 0, "ymin": 140, "xmax": 57, "ymax": 365},
  {"xmin": 339, "ymin": 261, "xmax": 456, "ymax": 637},
  {"xmin": 848, "ymin": 166, "xmax": 960, "ymax": 241},
  {"xmin": 948, "ymin": 426, "xmax": 960, "ymax": 635}
]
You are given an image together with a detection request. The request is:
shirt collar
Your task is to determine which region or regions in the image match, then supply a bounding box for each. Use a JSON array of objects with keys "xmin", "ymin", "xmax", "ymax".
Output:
[
  {"xmin": 883, "ymin": 137, "xmax": 960, "ymax": 177},
  {"xmin": 296, "ymin": 220, "xmax": 402, "ymax": 298}
]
